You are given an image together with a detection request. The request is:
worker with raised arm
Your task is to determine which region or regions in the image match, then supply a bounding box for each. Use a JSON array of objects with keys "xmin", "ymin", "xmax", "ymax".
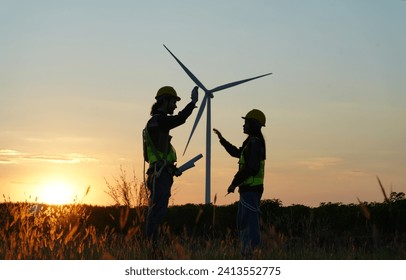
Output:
[
  {"xmin": 213, "ymin": 109, "xmax": 266, "ymax": 259},
  {"xmin": 143, "ymin": 86, "xmax": 198, "ymax": 256}
]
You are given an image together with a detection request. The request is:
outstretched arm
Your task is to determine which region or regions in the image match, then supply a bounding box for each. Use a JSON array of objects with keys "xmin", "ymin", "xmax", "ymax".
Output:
[{"xmin": 213, "ymin": 128, "xmax": 241, "ymax": 158}]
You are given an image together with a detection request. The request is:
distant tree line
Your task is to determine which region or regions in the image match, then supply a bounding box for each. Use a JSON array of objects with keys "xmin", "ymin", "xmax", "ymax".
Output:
[{"xmin": 81, "ymin": 193, "xmax": 406, "ymax": 247}]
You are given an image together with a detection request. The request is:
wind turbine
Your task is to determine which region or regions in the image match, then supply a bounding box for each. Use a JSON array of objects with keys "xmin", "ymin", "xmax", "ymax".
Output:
[{"xmin": 164, "ymin": 44, "xmax": 271, "ymax": 204}]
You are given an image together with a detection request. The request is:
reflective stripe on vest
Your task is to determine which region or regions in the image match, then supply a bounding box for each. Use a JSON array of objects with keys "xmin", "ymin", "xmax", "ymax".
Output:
[
  {"xmin": 146, "ymin": 143, "xmax": 177, "ymax": 164},
  {"xmin": 238, "ymin": 144, "xmax": 265, "ymax": 187}
]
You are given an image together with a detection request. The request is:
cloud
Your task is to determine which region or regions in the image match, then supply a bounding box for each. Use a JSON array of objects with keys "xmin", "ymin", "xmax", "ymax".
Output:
[
  {"xmin": 25, "ymin": 153, "xmax": 99, "ymax": 164},
  {"xmin": 343, "ymin": 170, "xmax": 371, "ymax": 177},
  {"xmin": 0, "ymin": 149, "xmax": 23, "ymax": 156},
  {"xmin": 24, "ymin": 137, "xmax": 94, "ymax": 143},
  {"xmin": 0, "ymin": 149, "xmax": 22, "ymax": 164},
  {"xmin": 297, "ymin": 157, "xmax": 343, "ymax": 170},
  {"xmin": 0, "ymin": 159, "xmax": 15, "ymax": 164},
  {"xmin": 0, "ymin": 149, "xmax": 98, "ymax": 165}
]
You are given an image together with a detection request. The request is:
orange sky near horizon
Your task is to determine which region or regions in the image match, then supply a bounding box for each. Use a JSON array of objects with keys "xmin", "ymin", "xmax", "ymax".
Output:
[{"xmin": 1, "ymin": 1, "xmax": 405, "ymax": 207}]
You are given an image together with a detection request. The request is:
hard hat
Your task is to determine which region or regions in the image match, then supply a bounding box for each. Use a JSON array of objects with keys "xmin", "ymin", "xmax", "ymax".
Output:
[
  {"xmin": 156, "ymin": 86, "xmax": 181, "ymax": 101},
  {"xmin": 242, "ymin": 109, "xmax": 266, "ymax": 127}
]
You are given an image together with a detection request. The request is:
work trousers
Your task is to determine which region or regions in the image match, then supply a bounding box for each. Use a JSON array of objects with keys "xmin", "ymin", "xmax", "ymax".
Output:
[
  {"xmin": 237, "ymin": 191, "xmax": 262, "ymax": 259},
  {"xmin": 146, "ymin": 169, "xmax": 173, "ymax": 247}
]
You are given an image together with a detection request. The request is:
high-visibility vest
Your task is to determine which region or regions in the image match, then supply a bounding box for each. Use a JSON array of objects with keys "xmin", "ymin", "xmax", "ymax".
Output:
[
  {"xmin": 142, "ymin": 116, "xmax": 177, "ymax": 165},
  {"xmin": 143, "ymin": 129, "xmax": 177, "ymax": 164},
  {"xmin": 238, "ymin": 139, "xmax": 265, "ymax": 186}
]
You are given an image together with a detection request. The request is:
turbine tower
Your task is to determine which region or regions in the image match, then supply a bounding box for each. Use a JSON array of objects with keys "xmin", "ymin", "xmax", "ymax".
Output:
[{"xmin": 164, "ymin": 45, "xmax": 271, "ymax": 204}]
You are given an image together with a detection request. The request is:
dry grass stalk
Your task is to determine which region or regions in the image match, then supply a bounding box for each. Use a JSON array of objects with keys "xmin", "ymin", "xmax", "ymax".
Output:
[
  {"xmin": 357, "ymin": 197, "xmax": 371, "ymax": 220},
  {"xmin": 376, "ymin": 176, "xmax": 390, "ymax": 203},
  {"xmin": 120, "ymin": 206, "xmax": 130, "ymax": 230},
  {"xmin": 195, "ymin": 208, "xmax": 204, "ymax": 224},
  {"xmin": 212, "ymin": 193, "xmax": 217, "ymax": 226},
  {"xmin": 105, "ymin": 166, "xmax": 148, "ymax": 208}
]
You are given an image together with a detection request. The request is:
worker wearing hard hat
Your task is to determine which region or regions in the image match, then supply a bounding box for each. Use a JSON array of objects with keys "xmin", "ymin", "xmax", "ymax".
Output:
[
  {"xmin": 143, "ymin": 85, "xmax": 198, "ymax": 255},
  {"xmin": 213, "ymin": 109, "xmax": 266, "ymax": 259}
]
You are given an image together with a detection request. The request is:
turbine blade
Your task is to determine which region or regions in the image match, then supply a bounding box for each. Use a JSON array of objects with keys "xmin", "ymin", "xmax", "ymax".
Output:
[
  {"xmin": 210, "ymin": 73, "xmax": 272, "ymax": 93},
  {"xmin": 163, "ymin": 44, "xmax": 208, "ymax": 92},
  {"xmin": 183, "ymin": 94, "xmax": 208, "ymax": 155}
]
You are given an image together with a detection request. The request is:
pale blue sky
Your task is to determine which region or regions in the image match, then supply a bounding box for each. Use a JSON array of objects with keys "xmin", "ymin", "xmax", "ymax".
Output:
[{"xmin": 1, "ymin": 1, "xmax": 405, "ymax": 206}]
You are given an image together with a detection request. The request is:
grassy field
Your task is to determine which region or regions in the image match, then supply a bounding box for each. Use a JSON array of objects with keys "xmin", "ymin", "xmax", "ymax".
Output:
[
  {"xmin": 1, "ymin": 173, "xmax": 405, "ymax": 260},
  {"xmin": 1, "ymin": 194, "xmax": 405, "ymax": 260}
]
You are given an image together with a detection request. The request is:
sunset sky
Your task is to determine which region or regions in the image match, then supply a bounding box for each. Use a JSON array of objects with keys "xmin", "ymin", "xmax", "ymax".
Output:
[{"xmin": 1, "ymin": 1, "xmax": 405, "ymax": 207}]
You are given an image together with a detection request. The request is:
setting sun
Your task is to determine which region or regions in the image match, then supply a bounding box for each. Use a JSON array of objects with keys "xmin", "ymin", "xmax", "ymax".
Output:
[{"xmin": 38, "ymin": 180, "xmax": 75, "ymax": 205}]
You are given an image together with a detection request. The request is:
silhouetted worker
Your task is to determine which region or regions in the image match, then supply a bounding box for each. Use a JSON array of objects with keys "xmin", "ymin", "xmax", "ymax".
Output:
[
  {"xmin": 143, "ymin": 85, "xmax": 198, "ymax": 254},
  {"xmin": 213, "ymin": 109, "xmax": 266, "ymax": 259}
]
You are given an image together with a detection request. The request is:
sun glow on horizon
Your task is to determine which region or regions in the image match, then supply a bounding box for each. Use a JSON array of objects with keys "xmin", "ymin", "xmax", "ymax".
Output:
[{"xmin": 38, "ymin": 180, "xmax": 75, "ymax": 205}]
